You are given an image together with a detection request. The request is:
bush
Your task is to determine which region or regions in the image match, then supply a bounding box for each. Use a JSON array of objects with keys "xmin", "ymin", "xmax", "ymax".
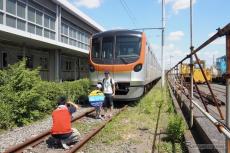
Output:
[
  {"xmin": 0, "ymin": 102, "xmax": 14, "ymax": 129},
  {"xmin": 0, "ymin": 60, "xmax": 46, "ymax": 126},
  {"xmin": 62, "ymin": 79, "xmax": 90, "ymax": 102},
  {"xmin": 0, "ymin": 60, "xmax": 90, "ymax": 129},
  {"xmin": 166, "ymin": 114, "xmax": 186, "ymax": 142}
]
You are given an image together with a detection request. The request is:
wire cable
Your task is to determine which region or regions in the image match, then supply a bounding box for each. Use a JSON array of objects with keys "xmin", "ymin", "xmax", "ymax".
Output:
[{"xmin": 119, "ymin": 0, "xmax": 137, "ymax": 28}]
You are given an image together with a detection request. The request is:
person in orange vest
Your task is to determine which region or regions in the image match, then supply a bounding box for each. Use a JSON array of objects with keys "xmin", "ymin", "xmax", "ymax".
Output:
[{"xmin": 51, "ymin": 96, "xmax": 80, "ymax": 149}]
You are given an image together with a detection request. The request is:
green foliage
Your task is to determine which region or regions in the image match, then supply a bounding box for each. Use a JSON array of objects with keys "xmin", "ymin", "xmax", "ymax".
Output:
[
  {"xmin": 62, "ymin": 79, "xmax": 90, "ymax": 102},
  {"xmin": 166, "ymin": 114, "xmax": 186, "ymax": 142},
  {"xmin": 167, "ymin": 100, "xmax": 174, "ymax": 114},
  {"xmin": 0, "ymin": 102, "xmax": 14, "ymax": 129},
  {"xmin": 0, "ymin": 60, "xmax": 90, "ymax": 129}
]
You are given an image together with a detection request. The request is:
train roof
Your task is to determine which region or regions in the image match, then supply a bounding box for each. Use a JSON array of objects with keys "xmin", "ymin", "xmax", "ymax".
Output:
[{"xmin": 92, "ymin": 30, "xmax": 143, "ymax": 38}]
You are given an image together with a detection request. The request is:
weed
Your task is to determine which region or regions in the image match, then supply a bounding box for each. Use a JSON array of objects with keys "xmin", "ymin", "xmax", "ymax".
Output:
[{"xmin": 166, "ymin": 114, "xmax": 186, "ymax": 142}]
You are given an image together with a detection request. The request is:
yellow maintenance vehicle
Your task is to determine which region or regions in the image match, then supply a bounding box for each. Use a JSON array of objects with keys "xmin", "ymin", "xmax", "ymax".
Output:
[{"xmin": 180, "ymin": 60, "xmax": 212, "ymax": 83}]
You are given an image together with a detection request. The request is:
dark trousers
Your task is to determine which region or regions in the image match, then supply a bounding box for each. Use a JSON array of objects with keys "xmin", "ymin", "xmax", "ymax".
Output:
[{"xmin": 103, "ymin": 93, "xmax": 113, "ymax": 108}]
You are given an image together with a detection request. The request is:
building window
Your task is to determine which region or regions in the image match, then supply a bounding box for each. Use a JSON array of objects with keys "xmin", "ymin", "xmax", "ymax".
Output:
[
  {"xmin": 6, "ymin": 0, "xmax": 16, "ymax": 15},
  {"xmin": 65, "ymin": 61, "xmax": 72, "ymax": 71},
  {"xmin": 50, "ymin": 31, "xmax": 55, "ymax": 40},
  {"xmin": 6, "ymin": 15, "xmax": 16, "ymax": 27},
  {"xmin": 69, "ymin": 39, "xmax": 73, "ymax": 45},
  {"xmin": 44, "ymin": 29, "xmax": 49, "ymax": 38},
  {"xmin": 36, "ymin": 26, "xmax": 42, "ymax": 36},
  {"xmin": 69, "ymin": 28, "xmax": 74, "ymax": 38},
  {"xmin": 17, "ymin": 19, "xmax": 26, "ymax": 31},
  {"xmin": 0, "ymin": 0, "xmax": 3, "ymax": 10},
  {"xmin": 40, "ymin": 57, "xmax": 48, "ymax": 70},
  {"xmin": 50, "ymin": 18, "xmax": 55, "ymax": 30},
  {"xmin": 61, "ymin": 36, "xmax": 68, "ymax": 44},
  {"xmin": 36, "ymin": 11, "xmax": 42, "ymax": 25},
  {"xmin": 0, "ymin": 13, "xmax": 3, "ymax": 24},
  {"xmin": 28, "ymin": 7, "xmax": 35, "ymax": 22},
  {"xmin": 17, "ymin": 1, "xmax": 26, "ymax": 19},
  {"xmin": 44, "ymin": 15, "xmax": 49, "ymax": 28},
  {"xmin": 61, "ymin": 23, "xmax": 68, "ymax": 36},
  {"xmin": 28, "ymin": 23, "xmax": 35, "ymax": 34},
  {"xmin": 73, "ymin": 30, "xmax": 77, "ymax": 39}
]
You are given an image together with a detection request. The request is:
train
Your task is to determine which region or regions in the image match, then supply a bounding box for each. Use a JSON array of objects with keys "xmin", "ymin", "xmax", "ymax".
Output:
[
  {"xmin": 212, "ymin": 55, "xmax": 226, "ymax": 83},
  {"xmin": 180, "ymin": 60, "xmax": 212, "ymax": 83},
  {"xmin": 89, "ymin": 30, "xmax": 161, "ymax": 100}
]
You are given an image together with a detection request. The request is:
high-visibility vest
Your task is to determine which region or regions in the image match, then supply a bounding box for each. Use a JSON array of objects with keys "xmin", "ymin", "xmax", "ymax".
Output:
[{"xmin": 51, "ymin": 105, "xmax": 72, "ymax": 135}]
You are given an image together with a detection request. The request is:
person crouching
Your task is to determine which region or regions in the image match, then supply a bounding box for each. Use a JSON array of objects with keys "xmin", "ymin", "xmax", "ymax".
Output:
[{"xmin": 51, "ymin": 96, "xmax": 80, "ymax": 149}]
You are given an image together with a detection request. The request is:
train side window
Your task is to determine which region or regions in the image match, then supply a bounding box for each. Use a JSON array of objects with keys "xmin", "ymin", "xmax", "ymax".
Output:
[
  {"xmin": 102, "ymin": 37, "xmax": 113, "ymax": 59},
  {"xmin": 92, "ymin": 38, "xmax": 100, "ymax": 58},
  {"xmin": 3, "ymin": 52, "xmax": 8, "ymax": 67}
]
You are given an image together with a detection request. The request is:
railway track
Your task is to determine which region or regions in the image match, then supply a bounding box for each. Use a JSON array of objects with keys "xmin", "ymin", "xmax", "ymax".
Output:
[
  {"xmin": 4, "ymin": 107, "xmax": 126, "ymax": 153},
  {"xmin": 200, "ymin": 84, "xmax": 226, "ymax": 95},
  {"xmin": 195, "ymin": 84, "xmax": 226, "ymax": 105}
]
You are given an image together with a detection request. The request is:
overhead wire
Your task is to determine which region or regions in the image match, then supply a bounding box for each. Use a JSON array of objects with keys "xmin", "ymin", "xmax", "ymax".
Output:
[{"xmin": 119, "ymin": 0, "xmax": 137, "ymax": 28}]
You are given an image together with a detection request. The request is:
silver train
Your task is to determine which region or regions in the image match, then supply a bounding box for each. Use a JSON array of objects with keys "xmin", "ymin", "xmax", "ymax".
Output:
[{"xmin": 89, "ymin": 30, "xmax": 161, "ymax": 100}]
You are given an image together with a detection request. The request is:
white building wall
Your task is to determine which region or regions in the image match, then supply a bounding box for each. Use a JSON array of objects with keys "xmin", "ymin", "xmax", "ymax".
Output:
[{"xmin": 0, "ymin": 0, "xmax": 104, "ymax": 81}]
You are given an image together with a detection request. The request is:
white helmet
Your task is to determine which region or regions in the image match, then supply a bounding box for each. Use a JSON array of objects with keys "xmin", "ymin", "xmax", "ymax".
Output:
[{"xmin": 96, "ymin": 83, "xmax": 102, "ymax": 89}]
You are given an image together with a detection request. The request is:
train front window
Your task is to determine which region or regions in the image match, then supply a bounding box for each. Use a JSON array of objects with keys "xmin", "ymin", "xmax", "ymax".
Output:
[
  {"xmin": 115, "ymin": 36, "xmax": 141, "ymax": 64},
  {"xmin": 92, "ymin": 38, "xmax": 100, "ymax": 58},
  {"xmin": 102, "ymin": 37, "xmax": 114, "ymax": 59}
]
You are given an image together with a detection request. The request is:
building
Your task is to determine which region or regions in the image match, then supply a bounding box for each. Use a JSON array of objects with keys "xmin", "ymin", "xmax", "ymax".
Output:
[{"xmin": 0, "ymin": 0, "xmax": 104, "ymax": 81}]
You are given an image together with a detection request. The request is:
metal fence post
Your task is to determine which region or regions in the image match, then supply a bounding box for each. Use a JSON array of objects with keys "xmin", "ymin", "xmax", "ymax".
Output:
[
  {"xmin": 226, "ymin": 34, "xmax": 230, "ymax": 153},
  {"xmin": 180, "ymin": 63, "xmax": 184, "ymax": 107},
  {"xmin": 190, "ymin": 50, "xmax": 194, "ymax": 128}
]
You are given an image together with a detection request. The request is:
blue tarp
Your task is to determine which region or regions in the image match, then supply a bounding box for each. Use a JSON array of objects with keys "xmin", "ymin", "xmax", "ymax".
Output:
[{"xmin": 88, "ymin": 95, "xmax": 104, "ymax": 107}]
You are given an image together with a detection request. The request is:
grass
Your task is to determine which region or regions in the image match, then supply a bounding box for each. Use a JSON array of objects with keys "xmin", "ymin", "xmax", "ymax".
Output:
[{"xmin": 80, "ymin": 82, "xmax": 186, "ymax": 153}]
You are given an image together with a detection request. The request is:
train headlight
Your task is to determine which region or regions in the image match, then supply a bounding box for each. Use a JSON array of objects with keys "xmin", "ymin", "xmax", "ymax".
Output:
[
  {"xmin": 89, "ymin": 65, "xmax": 95, "ymax": 72},
  {"xmin": 134, "ymin": 64, "xmax": 142, "ymax": 72}
]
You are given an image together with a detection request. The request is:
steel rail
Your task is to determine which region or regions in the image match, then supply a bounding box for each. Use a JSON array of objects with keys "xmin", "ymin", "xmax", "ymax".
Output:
[
  {"xmin": 4, "ymin": 108, "xmax": 95, "ymax": 153},
  {"xmin": 67, "ymin": 106, "xmax": 127, "ymax": 153}
]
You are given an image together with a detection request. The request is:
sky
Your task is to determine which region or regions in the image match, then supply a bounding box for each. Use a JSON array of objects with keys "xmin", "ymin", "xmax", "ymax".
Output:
[{"xmin": 68, "ymin": 0, "xmax": 230, "ymax": 69}]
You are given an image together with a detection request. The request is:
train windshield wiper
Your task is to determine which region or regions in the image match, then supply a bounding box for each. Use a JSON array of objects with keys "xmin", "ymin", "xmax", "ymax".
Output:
[{"xmin": 120, "ymin": 57, "xmax": 129, "ymax": 64}]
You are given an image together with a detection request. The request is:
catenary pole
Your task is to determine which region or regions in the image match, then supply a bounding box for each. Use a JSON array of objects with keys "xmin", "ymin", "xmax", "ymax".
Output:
[
  {"xmin": 189, "ymin": 0, "xmax": 194, "ymax": 128},
  {"xmin": 161, "ymin": 0, "xmax": 165, "ymax": 87}
]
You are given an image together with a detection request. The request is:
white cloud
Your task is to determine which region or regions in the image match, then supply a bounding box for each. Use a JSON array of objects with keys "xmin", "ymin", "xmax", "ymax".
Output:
[
  {"xmin": 151, "ymin": 43, "xmax": 188, "ymax": 69},
  {"xmin": 74, "ymin": 0, "xmax": 103, "ymax": 9},
  {"xmin": 172, "ymin": 0, "xmax": 196, "ymax": 13},
  {"xmin": 167, "ymin": 31, "xmax": 184, "ymax": 41}
]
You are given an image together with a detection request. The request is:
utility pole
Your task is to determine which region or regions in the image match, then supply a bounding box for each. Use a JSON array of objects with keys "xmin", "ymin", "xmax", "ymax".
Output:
[{"xmin": 161, "ymin": 0, "xmax": 165, "ymax": 87}]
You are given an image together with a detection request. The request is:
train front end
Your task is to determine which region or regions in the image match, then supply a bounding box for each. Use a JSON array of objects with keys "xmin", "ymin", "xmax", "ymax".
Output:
[{"xmin": 89, "ymin": 30, "xmax": 146, "ymax": 101}]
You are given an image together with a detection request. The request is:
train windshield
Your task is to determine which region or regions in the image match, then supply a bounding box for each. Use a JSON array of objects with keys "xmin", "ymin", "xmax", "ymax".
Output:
[
  {"xmin": 115, "ymin": 36, "xmax": 141, "ymax": 64},
  {"xmin": 92, "ymin": 38, "xmax": 100, "ymax": 58},
  {"xmin": 91, "ymin": 35, "xmax": 141, "ymax": 64}
]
